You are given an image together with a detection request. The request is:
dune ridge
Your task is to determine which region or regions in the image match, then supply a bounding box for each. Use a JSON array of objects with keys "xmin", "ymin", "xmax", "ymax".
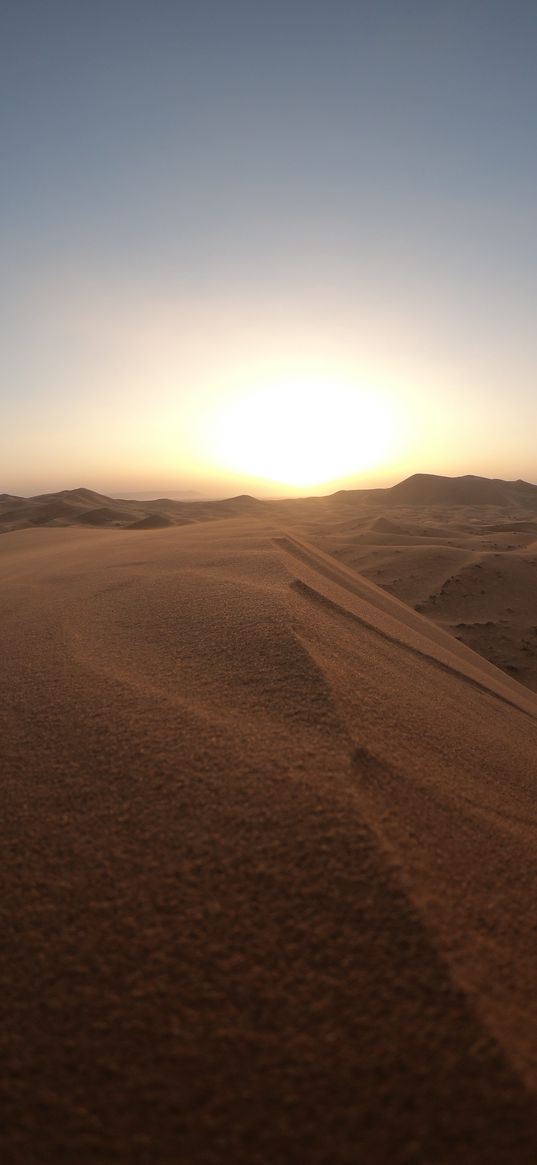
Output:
[
  {"xmin": 3, "ymin": 473, "xmax": 537, "ymax": 535},
  {"xmin": 4, "ymin": 474, "xmax": 537, "ymax": 693},
  {"xmin": 2, "ymin": 517, "xmax": 537, "ymax": 1162}
]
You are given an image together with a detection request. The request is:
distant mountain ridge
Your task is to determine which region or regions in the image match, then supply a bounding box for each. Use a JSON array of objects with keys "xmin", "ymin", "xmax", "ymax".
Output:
[
  {"xmin": 386, "ymin": 473, "xmax": 537, "ymax": 507},
  {"xmin": 2, "ymin": 473, "xmax": 537, "ymax": 533},
  {"xmin": 334, "ymin": 473, "xmax": 537, "ymax": 509}
]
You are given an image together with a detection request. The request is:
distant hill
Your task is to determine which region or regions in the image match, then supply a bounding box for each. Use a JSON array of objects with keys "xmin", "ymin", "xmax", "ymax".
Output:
[
  {"xmin": 128, "ymin": 513, "xmax": 175, "ymax": 530},
  {"xmin": 386, "ymin": 474, "xmax": 537, "ymax": 507},
  {"xmin": 78, "ymin": 506, "xmax": 137, "ymax": 526},
  {"xmin": 332, "ymin": 474, "xmax": 537, "ymax": 509},
  {"xmin": 0, "ymin": 485, "xmax": 273, "ymax": 533},
  {"xmin": 382, "ymin": 475, "xmax": 535, "ymax": 507},
  {"xmin": 2, "ymin": 474, "xmax": 537, "ymax": 534},
  {"xmin": 32, "ymin": 487, "xmax": 115, "ymax": 506}
]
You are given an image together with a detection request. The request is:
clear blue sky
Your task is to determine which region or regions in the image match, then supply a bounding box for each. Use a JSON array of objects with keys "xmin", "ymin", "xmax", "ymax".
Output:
[{"xmin": 2, "ymin": 1, "xmax": 537, "ymax": 496}]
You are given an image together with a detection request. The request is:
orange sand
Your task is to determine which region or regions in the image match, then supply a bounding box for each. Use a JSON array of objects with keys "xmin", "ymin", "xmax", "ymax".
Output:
[{"xmin": 2, "ymin": 513, "xmax": 537, "ymax": 1162}]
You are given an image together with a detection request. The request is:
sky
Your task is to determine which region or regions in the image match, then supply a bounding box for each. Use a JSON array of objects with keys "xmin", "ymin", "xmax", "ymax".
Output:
[{"xmin": 1, "ymin": 0, "xmax": 537, "ymax": 498}]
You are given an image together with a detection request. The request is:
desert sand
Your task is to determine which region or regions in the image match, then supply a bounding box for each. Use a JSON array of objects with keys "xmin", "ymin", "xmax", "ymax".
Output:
[
  {"xmin": 2, "ymin": 477, "xmax": 537, "ymax": 1161},
  {"xmin": 3, "ymin": 473, "xmax": 537, "ymax": 694}
]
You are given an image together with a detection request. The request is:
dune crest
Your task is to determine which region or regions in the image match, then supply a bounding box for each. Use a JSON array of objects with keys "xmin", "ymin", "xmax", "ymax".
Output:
[
  {"xmin": 3, "ymin": 472, "xmax": 537, "ymax": 535},
  {"xmin": 3, "ymin": 473, "xmax": 537, "ymax": 694}
]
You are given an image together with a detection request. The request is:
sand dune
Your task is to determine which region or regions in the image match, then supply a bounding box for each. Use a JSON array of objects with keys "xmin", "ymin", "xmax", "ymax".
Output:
[
  {"xmin": 3, "ymin": 473, "xmax": 537, "ymax": 535},
  {"xmin": 387, "ymin": 472, "xmax": 537, "ymax": 507},
  {"xmin": 0, "ymin": 487, "xmax": 271, "ymax": 533},
  {"xmin": 2, "ymin": 517, "xmax": 537, "ymax": 1162},
  {"xmin": 128, "ymin": 512, "xmax": 175, "ymax": 529},
  {"xmin": 304, "ymin": 488, "xmax": 537, "ymax": 693},
  {"xmin": 3, "ymin": 474, "xmax": 537, "ymax": 693},
  {"xmin": 79, "ymin": 505, "xmax": 137, "ymax": 526}
]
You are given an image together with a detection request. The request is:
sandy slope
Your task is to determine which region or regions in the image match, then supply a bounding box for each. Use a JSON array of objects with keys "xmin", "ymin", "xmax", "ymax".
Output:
[
  {"xmin": 4, "ymin": 475, "xmax": 537, "ymax": 694},
  {"xmin": 296, "ymin": 501, "xmax": 537, "ymax": 692},
  {"xmin": 2, "ymin": 520, "xmax": 537, "ymax": 1163}
]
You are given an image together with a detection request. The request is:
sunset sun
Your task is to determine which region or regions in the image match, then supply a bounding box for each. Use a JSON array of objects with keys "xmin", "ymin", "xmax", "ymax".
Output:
[{"xmin": 210, "ymin": 381, "xmax": 393, "ymax": 489}]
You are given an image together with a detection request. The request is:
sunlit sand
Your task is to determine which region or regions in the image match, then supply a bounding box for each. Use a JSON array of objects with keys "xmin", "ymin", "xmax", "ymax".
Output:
[{"xmin": 2, "ymin": 474, "xmax": 537, "ymax": 1161}]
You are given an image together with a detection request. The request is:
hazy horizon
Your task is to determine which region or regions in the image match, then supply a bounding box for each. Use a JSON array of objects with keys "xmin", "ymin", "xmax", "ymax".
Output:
[
  {"xmin": 3, "ymin": 3, "xmax": 537, "ymax": 496},
  {"xmin": 5, "ymin": 465, "xmax": 537, "ymax": 505}
]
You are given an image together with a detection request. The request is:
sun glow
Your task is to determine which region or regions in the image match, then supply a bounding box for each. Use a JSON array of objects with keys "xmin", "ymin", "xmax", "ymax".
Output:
[{"xmin": 209, "ymin": 381, "xmax": 395, "ymax": 489}]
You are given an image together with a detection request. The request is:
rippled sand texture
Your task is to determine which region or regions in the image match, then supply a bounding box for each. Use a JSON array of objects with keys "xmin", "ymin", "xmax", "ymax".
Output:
[{"xmin": 2, "ymin": 517, "xmax": 537, "ymax": 1163}]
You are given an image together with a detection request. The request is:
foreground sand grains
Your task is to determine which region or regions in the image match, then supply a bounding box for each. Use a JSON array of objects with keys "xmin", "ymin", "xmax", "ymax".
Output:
[{"xmin": 1, "ymin": 521, "xmax": 537, "ymax": 1162}]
